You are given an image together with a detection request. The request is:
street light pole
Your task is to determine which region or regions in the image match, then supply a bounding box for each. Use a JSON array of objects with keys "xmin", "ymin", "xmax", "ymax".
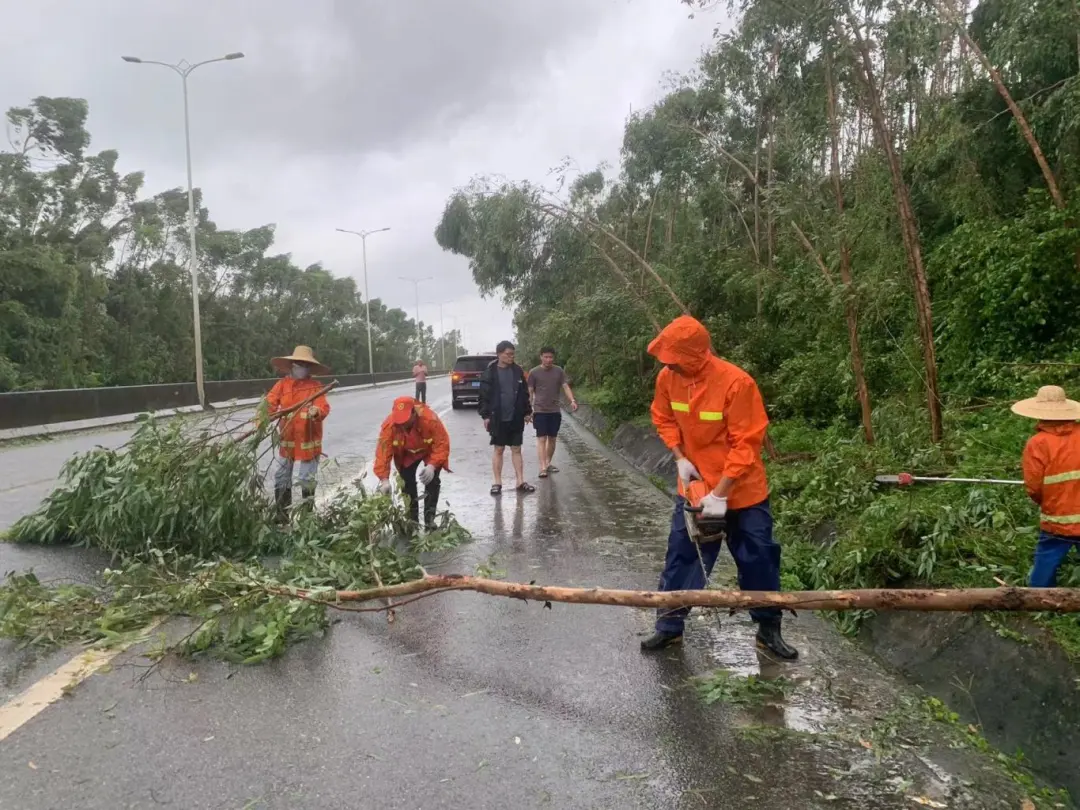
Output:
[
  {"xmin": 122, "ymin": 52, "xmax": 244, "ymax": 409},
  {"xmin": 335, "ymin": 227, "xmax": 390, "ymax": 376},
  {"xmin": 399, "ymin": 276, "xmax": 432, "ymax": 362}
]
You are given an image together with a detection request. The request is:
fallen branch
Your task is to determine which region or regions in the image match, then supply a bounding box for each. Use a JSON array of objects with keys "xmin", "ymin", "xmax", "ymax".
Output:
[
  {"xmin": 234, "ymin": 380, "xmax": 339, "ymax": 443},
  {"xmin": 283, "ymin": 576, "xmax": 1080, "ymax": 613}
]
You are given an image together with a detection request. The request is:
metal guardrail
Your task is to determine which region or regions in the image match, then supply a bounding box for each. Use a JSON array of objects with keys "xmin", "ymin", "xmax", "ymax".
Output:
[{"xmin": 0, "ymin": 371, "xmax": 426, "ymax": 430}]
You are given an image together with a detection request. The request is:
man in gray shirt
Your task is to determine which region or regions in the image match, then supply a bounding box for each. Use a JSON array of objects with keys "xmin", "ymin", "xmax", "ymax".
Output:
[{"xmin": 528, "ymin": 347, "xmax": 577, "ymax": 477}]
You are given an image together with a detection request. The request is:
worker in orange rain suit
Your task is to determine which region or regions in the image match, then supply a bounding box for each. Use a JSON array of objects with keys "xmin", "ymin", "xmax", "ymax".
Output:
[
  {"xmin": 266, "ymin": 345, "xmax": 332, "ymax": 521},
  {"xmin": 1012, "ymin": 385, "xmax": 1080, "ymax": 587},
  {"xmin": 374, "ymin": 396, "xmax": 452, "ymax": 530},
  {"xmin": 639, "ymin": 315, "xmax": 798, "ymax": 660}
]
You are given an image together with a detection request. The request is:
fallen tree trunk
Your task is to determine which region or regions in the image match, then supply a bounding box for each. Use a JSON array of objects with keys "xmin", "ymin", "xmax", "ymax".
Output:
[{"xmin": 287, "ymin": 575, "xmax": 1080, "ymax": 613}]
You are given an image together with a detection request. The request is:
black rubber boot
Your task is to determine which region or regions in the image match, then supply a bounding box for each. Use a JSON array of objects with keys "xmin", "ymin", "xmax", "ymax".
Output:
[
  {"xmin": 274, "ymin": 488, "xmax": 292, "ymax": 524},
  {"xmin": 640, "ymin": 631, "xmax": 683, "ymax": 651},
  {"xmin": 299, "ymin": 484, "xmax": 316, "ymax": 515},
  {"xmin": 423, "ymin": 478, "xmax": 440, "ymax": 531},
  {"xmin": 755, "ymin": 618, "xmax": 799, "ymax": 660}
]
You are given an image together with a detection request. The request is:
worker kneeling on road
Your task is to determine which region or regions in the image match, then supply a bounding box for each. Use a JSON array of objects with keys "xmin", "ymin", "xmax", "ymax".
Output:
[
  {"xmin": 266, "ymin": 345, "xmax": 332, "ymax": 521},
  {"xmin": 640, "ymin": 315, "xmax": 797, "ymax": 660},
  {"xmin": 1012, "ymin": 385, "xmax": 1080, "ymax": 587},
  {"xmin": 375, "ymin": 396, "xmax": 451, "ymax": 531}
]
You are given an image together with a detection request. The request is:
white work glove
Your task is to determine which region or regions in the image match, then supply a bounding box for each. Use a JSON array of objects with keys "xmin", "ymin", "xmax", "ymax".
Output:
[
  {"xmin": 676, "ymin": 458, "xmax": 701, "ymax": 484},
  {"xmin": 377, "ymin": 479, "xmax": 392, "ymax": 496},
  {"xmin": 418, "ymin": 464, "xmax": 436, "ymax": 485},
  {"xmin": 699, "ymin": 493, "xmax": 728, "ymax": 518}
]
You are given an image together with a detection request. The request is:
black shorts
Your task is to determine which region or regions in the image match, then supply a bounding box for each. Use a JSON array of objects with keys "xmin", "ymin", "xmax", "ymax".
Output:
[
  {"xmin": 533, "ymin": 411, "xmax": 562, "ymax": 437},
  {"xmin": 490, "ymin": 421, "xmax": 524, "ymax": 447}
]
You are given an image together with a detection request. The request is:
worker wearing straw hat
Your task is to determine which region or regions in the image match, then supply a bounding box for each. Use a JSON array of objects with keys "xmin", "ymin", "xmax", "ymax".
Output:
[
  {"xmin": 266, "ymin": 345, "xmax": 332, "ymax": 521},
  {"xmin": 1012, "ymin": 385, "xmax": 1080, "ymax": 586}
]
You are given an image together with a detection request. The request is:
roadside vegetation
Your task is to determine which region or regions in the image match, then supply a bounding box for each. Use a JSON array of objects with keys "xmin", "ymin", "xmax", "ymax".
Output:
[
  {"xmin": 0, "ymin": 98, "xmax": 462, "ymax": 392},
  {"xmin": 432, "ymin": 0, "xmax": 1080, "ymax": 653}
]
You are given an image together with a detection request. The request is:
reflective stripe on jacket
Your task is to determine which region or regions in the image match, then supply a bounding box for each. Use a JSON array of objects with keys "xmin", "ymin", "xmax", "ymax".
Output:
[
  {"xmin": 265, "ymin": 377, "xmax": 331, "ymax": 462},
  {"xmin": 1022, "ymin": 421, "xmax": 1080, "ymax": 537},
  {"xmin": 648, "ymin": 315, "xmax": 769, "ymax": 510},
  {"xmin": 373, "ymin": 401, "xmax": 452, "ymax": 480}
]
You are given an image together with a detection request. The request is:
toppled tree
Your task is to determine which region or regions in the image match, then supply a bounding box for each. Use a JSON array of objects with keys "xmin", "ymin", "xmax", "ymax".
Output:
[{"xmin": 0, "ymin": 408, "xmax": 471, "ymax": 664}]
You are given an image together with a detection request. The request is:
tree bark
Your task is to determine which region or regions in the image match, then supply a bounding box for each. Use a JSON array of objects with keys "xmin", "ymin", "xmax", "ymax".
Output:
[
  {"xmin": 826, "ymin": 47, "xmax": 875, "ymax": 445},
  {"xmin": 295, "ymin": 576, "xmax": 1080, "ymax": 613},
  {"xmin": 839, "ymin": 11, "xmax": 944, "ymax": 443}
]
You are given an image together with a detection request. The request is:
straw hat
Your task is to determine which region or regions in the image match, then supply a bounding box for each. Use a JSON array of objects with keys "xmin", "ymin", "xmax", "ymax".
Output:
[
  {"xmin": 1010, "ymin": 385, "xmax": 1080, "ymax": 421},
  {"xmin": 271, "ymin": 345, "xmax": 330, "ymax": 376}
]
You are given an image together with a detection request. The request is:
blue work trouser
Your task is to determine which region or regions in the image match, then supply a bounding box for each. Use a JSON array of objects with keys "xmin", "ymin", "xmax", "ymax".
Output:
[
  {"xmin": 1029, "ymin": 530, "xmax": 1079, "ymax": 587},
  {"xmin": 655, "ymin": 497, "xmax": 781, "ymax": 634}
]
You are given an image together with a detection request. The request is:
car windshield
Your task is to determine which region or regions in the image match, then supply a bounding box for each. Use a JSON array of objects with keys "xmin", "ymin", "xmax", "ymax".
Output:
[{"xmin": 453, "ymin": 356, "xmax": 495, "ymax": 373}]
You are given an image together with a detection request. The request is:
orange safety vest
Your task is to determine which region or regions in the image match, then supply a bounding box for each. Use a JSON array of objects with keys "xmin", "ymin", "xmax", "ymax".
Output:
[
  {"xmin": 373, "ymin": 401, "xmax": 451, "ymax": 480},
  {"xmin": 648, "ymin": 315, "xmax": 769, "ymax": 510},
  {"xmin": 265, "ymin": 377, "xmax": 331, "ymax": 462},
  {"xmin": 1022, "ymin": 421, "xmax": 1080, "ymax": 537}
]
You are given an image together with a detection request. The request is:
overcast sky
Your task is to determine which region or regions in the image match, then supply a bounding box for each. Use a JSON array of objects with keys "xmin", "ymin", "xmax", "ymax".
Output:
[{"xmin": 1, "ymin": 0, "xmax": 722, "ymax": 355}]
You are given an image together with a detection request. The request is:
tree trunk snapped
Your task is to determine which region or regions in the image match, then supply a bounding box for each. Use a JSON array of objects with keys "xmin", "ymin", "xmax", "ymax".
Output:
[
  {"xmin": 826, "ymin": 47, "xmax": 875, "ymax": 446},
  {"xmin": 289, "ymin": 575, "xmax": 1080, "ymax": 614},
  {"xmin": 839, "ymin": 10, "xmax": 944, "ymax": 443}
]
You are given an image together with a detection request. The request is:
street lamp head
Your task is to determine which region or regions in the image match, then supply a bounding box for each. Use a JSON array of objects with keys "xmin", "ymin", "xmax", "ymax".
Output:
[
  {"xmin": 224, "ymin": 52, "xmax": 245, "ymax": 60},
  {"xmin": 121, "ymin": 55, "xmax": 143, "ymax": 63}
]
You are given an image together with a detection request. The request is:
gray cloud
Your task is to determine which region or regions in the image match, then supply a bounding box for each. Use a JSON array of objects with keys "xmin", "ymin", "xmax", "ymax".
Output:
[{"xmin": 0, "ymin": 0, "xmax": 722, "ymax": 353}]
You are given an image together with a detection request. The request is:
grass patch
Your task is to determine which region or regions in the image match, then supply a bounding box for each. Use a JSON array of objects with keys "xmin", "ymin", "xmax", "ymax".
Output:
[{"xmin": 694, "ymin": 669, "xmax": 794, "ymax": 707}]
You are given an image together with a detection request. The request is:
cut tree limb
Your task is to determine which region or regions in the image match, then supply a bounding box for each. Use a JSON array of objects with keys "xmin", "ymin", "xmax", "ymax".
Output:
[{"xmin": 283, "ymin": 575, "xmax": 1080, "ymax": 613}]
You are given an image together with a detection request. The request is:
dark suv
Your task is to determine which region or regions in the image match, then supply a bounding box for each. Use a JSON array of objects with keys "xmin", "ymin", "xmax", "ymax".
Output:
[{"xmin": 450, "ymin": 354, "xmax": 497, "ymax": 409}]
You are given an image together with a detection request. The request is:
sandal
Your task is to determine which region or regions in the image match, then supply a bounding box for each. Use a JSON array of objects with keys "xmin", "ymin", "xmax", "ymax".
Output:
[
  {"xmin": 538, "ymin": 469, "xmax": 549, "ymax": 478},
  {"xmin": 547, "ymin": 465, "xmax": 559, "ymax": 473},
  {"xmin": 490, "ymin": 484, "xmax": 503, "ymax": 496},
  {"xmin": 516, "ymin": 482, "xmax": 536, "ymax": 494}
]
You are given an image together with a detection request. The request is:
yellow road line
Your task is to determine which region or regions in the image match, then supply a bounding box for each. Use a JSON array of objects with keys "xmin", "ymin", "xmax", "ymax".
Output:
[
  {"xmin": 0, "ymin": 647, "xmax": 120, "ymax": 742},
  {"xmin": 0, "ymin": 619, "xmax": 163, "ymax": 743}
]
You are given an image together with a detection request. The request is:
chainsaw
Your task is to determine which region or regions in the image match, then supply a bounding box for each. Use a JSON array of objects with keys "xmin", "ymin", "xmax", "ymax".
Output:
[{"xmin": 682, "ymin": 479, "xmax": 728, "ymax": 543}]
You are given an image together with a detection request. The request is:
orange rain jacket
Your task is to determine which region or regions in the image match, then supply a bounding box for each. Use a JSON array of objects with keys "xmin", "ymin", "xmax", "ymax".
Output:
[
  {"xmin": 374, "ymin": 400, "xmax": 452, "ymax": 479},
  {"xmin": 648, "ymin": 315, "xmax": 770, "ymax": 510},
  {"xmin": 1022, "ymin": 421, "xmax": 1080, "ymax": 537},
  {"xmin": 265, "ymin": 377, "xmax": 331, "ymax": 462}
]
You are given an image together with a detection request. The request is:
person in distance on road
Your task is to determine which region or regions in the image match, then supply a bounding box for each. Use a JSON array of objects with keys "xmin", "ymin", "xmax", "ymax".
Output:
[
  {"xmin": 374, "ymin": 395, "xmax": 451, "ymax": 531},
  {"xmin": 478, "ymin": 340, "xmax": 534, "ymax": 496},
  {"xmin": 528, "ymin": 346, "xmax": 578, "ymax": 478},
  {"xmin": 412, "ymin": 358, "xmax": 428, "ymax": 403},
  {"xmin": 265, "ymin": 345, "xmax": 332, "ymax": 522},
  {"xmin": 1011, "ymin": 385, "xmax": 1080, "ymax": 587},
  {"xmin": 640, "ymin": 315, "xmax": 798, "ymax": 661}
]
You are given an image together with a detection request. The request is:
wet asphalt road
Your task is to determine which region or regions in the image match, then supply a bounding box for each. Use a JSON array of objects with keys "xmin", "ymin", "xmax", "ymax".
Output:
[{"xmin": 0, "ymin": 382, "xmax": 1031, "ymax": 809}]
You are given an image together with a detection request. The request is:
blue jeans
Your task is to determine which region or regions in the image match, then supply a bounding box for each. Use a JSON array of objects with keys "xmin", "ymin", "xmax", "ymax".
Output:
[
  {"xmin": 655, "ymin": 497, "xmax": 781, "ymax": 634},
  {"xmin": 1029, "ymin": 530, "xmax": 1079, "ymax": 587}
]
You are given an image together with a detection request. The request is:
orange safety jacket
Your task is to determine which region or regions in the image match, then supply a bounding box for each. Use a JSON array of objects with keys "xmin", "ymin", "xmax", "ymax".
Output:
[
  {"xmin": 648, "ymin": 315, "xmax": 770, "ymax": 511},
  {"xmin": 374, "ymin": 402, "xmax": 451, "ymax": 480},
  {"xmin": 1022, "ymin": 421, "xmax": 1080, "ymax": 537},
  {"xmin": 265, "ymin": 377, "xmax": 331, "ymax": 462}
]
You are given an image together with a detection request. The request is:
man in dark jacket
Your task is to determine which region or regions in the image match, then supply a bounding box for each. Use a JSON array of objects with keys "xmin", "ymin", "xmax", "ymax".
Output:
[{"xmin": 478, "ymin": 340, "xmax": 534, "ymax": 495}]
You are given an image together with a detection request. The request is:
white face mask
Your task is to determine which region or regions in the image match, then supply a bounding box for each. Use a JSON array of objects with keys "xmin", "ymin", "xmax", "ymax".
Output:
[{"xmin": 291, "ymin": 363, "xmax": 310, "ymax": 379}]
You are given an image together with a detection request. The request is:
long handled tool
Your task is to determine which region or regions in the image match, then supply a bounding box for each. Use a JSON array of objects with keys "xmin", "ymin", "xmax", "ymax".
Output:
[{"xmin": 875, "ymin": 472, "xmax": 1023, "ymax": 487}]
